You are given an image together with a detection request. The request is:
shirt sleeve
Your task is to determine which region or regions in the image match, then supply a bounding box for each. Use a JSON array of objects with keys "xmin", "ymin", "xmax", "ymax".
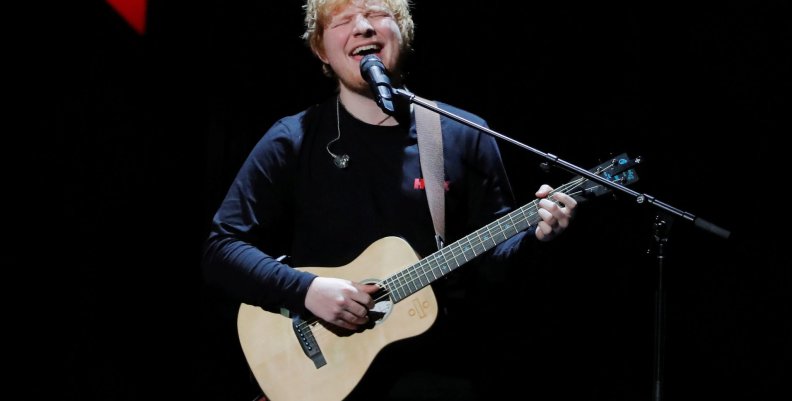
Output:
[
  {"xmin": 464, "ymin": 118, "xmax": 538, "ymax": 264},
  {"xmin": 202, "ymin": 118, "xmax": 316, "ymax": 316}
]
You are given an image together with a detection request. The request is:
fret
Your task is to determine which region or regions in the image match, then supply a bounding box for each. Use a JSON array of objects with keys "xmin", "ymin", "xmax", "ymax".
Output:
[
  {"xmin": 441, "ymin": 247, "xmax": 457, "ymax": 273},
  {"xmin": 382, "ymin": 280, "xmax": 395, "ymax": 303},
  {"xmin": 383, "ymin": 278, "xmax": 399, "ymax": 303},
  {"xmin": 496, "ymin": 222, "xmax": 509, "ymax": 239},
  {"xmin": 415, "ymin": 264, "xmax": 426, "ymax": 288},
  {"xmin": 416, "ymin": 260, "xmax": 431, "ymax": 287},
  {"xmin": 502, "ymin": 214, "xmax": 517, "ymax": 237},
  {"xmin": 429, "ymin": 253, "xmax": 446, "ymax": 276},
  {"xmin": 460, "ymin": 238, "xmax": 475, "ymax": 259},
  {"xmin": 435, "ymin": 253, "xmax": 447, "ymax": 274},
  {"xmin": 392, "ymin": 274, "xmax": 406, "ymax": 302},
  {"xmin": 389, "ymin": 276, "xmax": 403, "ymax": 301},
  {"xmin": 412, "ymin": 264, "xmax": 424, "ymax": 290},
  {"xmin": 383, "ymin": 198, "xmax": 541, "ymax": 305},
  {"xmin": 390, "ymin": 270, "xmax": 404, "ymax": 291},
  {"xmin": 397, "ymin": 270, "xmax": 411, "ymax": 298},
  {"xmin": 443, "ymin": 244, "xmax": 460, "ymax": 269},
  {"xmin": 443, "ymin": 245, "xmax": 462, "ymax": 269},
  {"xmin": 428, "ymin": 259, "xmax": 440, "ymax": 280},
  {"xmin": 405, "ymin": 268, "xmax": 418, "ymax": 293},
  {"xmin": 523, "ymin": 210, "xmax": 535, "ymax": 229},
  {"xmin": 472, "ymin": 229, "xmax": 488, "ymax": 254},
  {"xmin": 481, "ymin": 225, "xmax": 498, "ymax": 247},
  {"xmin": 374, "ymin": 157, "xmax": 636, "ymax": 306},
  {"xmin": 512, "ymin": 207, "xmax": 530, "ymax": 231}
]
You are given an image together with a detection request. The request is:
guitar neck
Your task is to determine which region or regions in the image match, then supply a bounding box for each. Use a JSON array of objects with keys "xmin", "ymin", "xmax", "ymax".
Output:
[
  {"xmin": 381, "ymin": 154, "xmax": 639, "ymax": 304},
  {"xmin": 382, "ymin": 200, "xmax": 540, "ymax": 303}
]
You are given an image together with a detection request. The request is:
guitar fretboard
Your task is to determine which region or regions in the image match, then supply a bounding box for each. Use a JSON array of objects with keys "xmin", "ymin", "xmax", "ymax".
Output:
[
  {"xmin": 378, "ymin": 155, "xmax": 637, "ymax": 304},
  {"xmin": 382, "ymin": 200, "xmax": 540, "ymax": 303}
]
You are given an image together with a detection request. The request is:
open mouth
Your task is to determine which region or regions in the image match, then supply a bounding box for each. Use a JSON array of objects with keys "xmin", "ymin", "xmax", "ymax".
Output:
[{"xmin": 352, "ymin": 44, "xmax": 382, "ymax": 58}]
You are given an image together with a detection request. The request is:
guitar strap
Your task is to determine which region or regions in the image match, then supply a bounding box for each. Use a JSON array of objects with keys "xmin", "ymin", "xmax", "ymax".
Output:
[{"xmin": 414, "ymin": 97, "xmax": 445, "ymax": 250}]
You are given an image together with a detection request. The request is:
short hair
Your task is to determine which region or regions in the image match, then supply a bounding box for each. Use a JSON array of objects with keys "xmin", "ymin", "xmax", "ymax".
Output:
[{"xmin": 302, "ymin": 0, "xmax": 415, "ymax": 57}]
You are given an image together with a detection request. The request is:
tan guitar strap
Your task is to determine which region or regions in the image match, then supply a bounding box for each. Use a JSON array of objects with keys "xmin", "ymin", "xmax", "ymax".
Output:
[{"xmin": 414, "ymin": 98, "xmax": 445, "ymax": 250}]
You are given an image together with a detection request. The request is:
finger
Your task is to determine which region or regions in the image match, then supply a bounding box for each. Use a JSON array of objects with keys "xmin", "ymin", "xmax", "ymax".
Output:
[
  {"xmin": 535, "ymin": 184, "xmax": 554, "ymax": 198},
  {"xmin": 537, "ymin": 206, "xmax": 557, "ymax": 227},
  {"xmin": 354, "ymin": 283, "xmax": 381, "ymax": 307},
  {"xmin": 540, "ymin": 198, "xmax": 573, "ymax": 228},
  {"xmin": 551, "ymin": 191, "xmax": 577, "ymax": 209},
  {"xmin": 358, "ymin": 283, "xmax": 381, "ymax": 304},
  {"xmin": 549, "ymin": 192, "xmax": 577, "ymax": 217},
  {"xmin": 343, "ymin": 301, "xmax": 369, "ymax": 320},
  {"xmin": 359, "ymin": 283, "xmax": 381, "ymax": 293},
  {"xmin": 543, "ymin": 200, "xmax": 570, "ymax": 229},
  {"xmin": 361, "ymin": 284, "xmax": 380, "ymax": 309},
  {"xmin": 538, "ymin": 198, "xmax": 558, "ymax": 212},
  {"xmin": 535, "ymin": 221, "xmax": 553, "ymax": 241},
  {"xmin": 349, "ymin": 284, "xmax": 376, "ymax": 309},
  {"xmin": 341, "ymin": 309, "xmax": 369, "ymax": 325}
]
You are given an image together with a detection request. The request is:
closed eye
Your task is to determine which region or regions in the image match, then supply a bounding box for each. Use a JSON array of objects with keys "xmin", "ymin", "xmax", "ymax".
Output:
[
  {"xmin": 330, "ymin": 17, "xmax": 352, "ymax": 29},
  {"xmin": 366, "ymin": 11, "xmax": 390, "ymax": 19}
]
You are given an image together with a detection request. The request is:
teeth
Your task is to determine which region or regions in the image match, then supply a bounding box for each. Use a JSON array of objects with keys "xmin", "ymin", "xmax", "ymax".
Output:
[{"xmin": 352, "ymin": 44, "xmax": 380, "ymax": 55}]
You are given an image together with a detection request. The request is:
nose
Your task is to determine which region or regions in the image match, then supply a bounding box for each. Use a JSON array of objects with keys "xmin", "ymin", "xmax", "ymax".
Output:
[{"xmin": 351, "ymin": 13, "xmax": 375, "ymax": 37}]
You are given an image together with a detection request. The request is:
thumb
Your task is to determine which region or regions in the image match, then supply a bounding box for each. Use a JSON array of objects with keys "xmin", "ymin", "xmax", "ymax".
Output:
[
  {"xmin": 354, "ymin": 283, "xmax": 380, "ymax": 309},
  {"xmin": 359, "ymin": 283, "xmax": 381, "ymax": 295}
]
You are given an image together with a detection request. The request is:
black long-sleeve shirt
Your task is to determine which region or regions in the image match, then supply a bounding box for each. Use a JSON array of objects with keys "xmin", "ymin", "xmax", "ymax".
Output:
[{"xmin": 202, "ymin": 97, "xmax": 535, "ymax": 316}]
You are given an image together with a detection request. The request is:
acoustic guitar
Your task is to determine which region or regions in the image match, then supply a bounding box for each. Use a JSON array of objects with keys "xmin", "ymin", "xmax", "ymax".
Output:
[{"xmin": 238, "ymin": 154, "xmax": 639, "ymax": 401}]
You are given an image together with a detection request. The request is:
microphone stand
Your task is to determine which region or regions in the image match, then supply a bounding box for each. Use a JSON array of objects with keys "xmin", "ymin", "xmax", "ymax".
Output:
[
  {"xmin": 651, "ymin": 214, "xmax": 672, "ymax": 401},
  {"xmin": 393, "ymin": 87, "xmax": 731, "ymax": 401},
  {"xmin": 395, "ymin": 87, "xmax": 729, "ymax": 239}
]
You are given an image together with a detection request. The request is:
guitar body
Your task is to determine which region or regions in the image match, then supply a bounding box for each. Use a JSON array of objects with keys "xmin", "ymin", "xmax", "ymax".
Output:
[{"xmin": 238, "ymin": 236, "xmax": 439, "ymax": 401}]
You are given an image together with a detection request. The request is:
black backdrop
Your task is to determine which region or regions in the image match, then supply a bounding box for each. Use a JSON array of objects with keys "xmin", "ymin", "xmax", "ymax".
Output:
[{"xmin": 31, "ymin": 0, "xmax": 788, "ymax": 400}]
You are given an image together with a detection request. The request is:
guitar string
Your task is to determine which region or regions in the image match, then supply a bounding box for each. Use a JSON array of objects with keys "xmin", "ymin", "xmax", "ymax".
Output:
[
  {"xmin": 298, "ymin": 171, "xmax": 614, "ymax": 339},
  {"xmin": 304, "ymin": 179, "xmax": 622, "ymax": 345},
  {"xmin": 362, "ymin": 173, "xmax": 620, "ymax": 308},
  {"xmin": 297, "ymin": 172, "xmax": 605, "ymax": 338},
  {"xmin": 302, "ymin": 178, "xmax": 594, "ymax": 342},
  {"xmin": 297, "ymin": 171, "xmax": 606, "ymax": 339},
  {"xmin": 297, "ymin": 159, "xmax": 622, "ymax": 336}
]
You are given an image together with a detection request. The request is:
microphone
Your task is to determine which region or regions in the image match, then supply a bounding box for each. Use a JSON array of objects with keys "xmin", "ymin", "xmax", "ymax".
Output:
[{"xmin": 359, "ymin": 54, "xmax": 396, "ymax": 115}]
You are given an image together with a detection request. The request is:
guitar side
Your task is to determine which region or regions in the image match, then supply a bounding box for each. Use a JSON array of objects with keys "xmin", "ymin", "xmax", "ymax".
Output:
[{"xmin": 237, "ymin": 236, "xmax": 439, "ymax": 401}]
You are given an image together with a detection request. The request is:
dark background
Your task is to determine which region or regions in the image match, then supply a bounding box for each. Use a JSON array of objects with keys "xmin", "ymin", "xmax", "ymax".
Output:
[{"xmin": 30, "ymin": 0, "xmax": 788, "ymax": 400}]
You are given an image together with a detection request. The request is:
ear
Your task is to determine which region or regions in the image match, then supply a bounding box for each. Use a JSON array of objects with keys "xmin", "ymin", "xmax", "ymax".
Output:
[{"xmin": 312, "ymin": 43, "xmax": 329, "ymax": 64}]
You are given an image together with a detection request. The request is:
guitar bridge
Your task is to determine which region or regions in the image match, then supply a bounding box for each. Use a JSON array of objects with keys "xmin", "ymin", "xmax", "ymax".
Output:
[{"xmin": 292, "ymin": 316, "xmax": 327, "ymax": 369}]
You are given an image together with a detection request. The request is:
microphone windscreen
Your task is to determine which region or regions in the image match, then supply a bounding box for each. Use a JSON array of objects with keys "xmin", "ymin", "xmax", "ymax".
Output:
[{"xmin": 360, "ymin": 54, "xmax": 385, "ymax": 74}]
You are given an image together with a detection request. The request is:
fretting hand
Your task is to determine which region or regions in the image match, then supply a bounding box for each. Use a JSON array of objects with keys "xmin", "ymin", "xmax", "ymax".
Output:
[{"xmin": 534, "ymin": 184, "xmax": 577, "ymax": 241}]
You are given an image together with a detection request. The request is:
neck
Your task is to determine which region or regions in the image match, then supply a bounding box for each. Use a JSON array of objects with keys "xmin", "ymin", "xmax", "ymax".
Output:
[{"xmin": 338, "ymin": 86, "xmax": 398, "ymax": 126}]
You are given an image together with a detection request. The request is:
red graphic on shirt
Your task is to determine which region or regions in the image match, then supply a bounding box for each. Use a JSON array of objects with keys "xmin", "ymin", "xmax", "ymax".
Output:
[
  {"xmin": 413, "ymin": 179, "xmax": 450, "ymax": 191},
  {"xmin": 106, "ymin": 0, "xmax": 147, "ymax": 35}
]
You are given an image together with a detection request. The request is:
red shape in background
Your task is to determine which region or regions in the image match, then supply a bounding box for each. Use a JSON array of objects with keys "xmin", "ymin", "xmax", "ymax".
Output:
[{"xmin": 106, "ymin": 0, "xmax": 147, "ymax": 35}]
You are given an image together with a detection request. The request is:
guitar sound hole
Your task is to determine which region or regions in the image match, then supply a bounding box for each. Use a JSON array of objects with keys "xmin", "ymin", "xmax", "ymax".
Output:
[{"xmin": 362, "ymin": 279, "xmax": 392, "ymax": 326}]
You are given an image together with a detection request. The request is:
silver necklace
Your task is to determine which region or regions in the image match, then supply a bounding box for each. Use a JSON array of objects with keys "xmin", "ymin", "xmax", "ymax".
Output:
[{"xmin": 326, "ymin": 97, "xmax": 350, "ymax": 169}]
